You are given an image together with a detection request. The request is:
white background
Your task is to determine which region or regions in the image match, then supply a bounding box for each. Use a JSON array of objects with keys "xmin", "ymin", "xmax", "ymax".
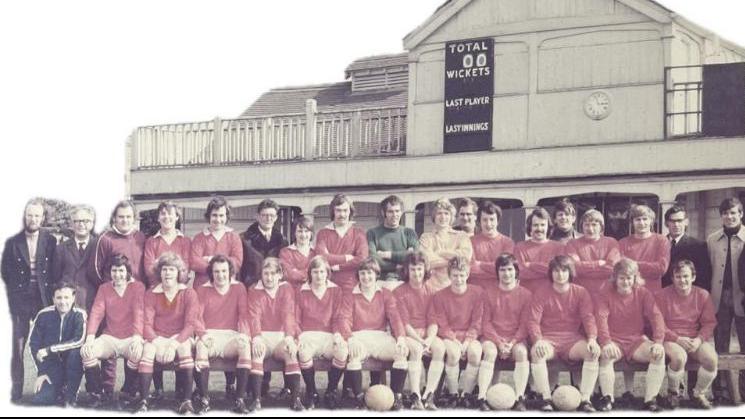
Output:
[{"xmin": 1, "ymin": 0, "xmax": 744, "ymax": 416}]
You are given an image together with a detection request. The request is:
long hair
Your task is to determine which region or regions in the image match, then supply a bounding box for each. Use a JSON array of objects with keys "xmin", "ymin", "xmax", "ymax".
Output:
[
  {"xmin": 154, "ymin": 252, "xmax": 188, "ymax": 283},
  {"xmin": 547, "ymin": 255, "xmax": 576, "ymax": 282}
]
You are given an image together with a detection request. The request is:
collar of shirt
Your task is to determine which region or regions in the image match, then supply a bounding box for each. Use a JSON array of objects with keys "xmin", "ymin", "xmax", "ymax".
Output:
[
  {"xmin": 715, "ymin": 226, "xmax": 745, "ymax": 242},
  {"xmin": 324, "ymin": 221, "xmax": 355, "ymax": 237},
  {"xmin": 151, "ymin": 283, "xmax": 188, "ymax": 294},
  {"xmin": 300, "ymin": 282, "xmax": 338, "ymax": 292},
  {"xmin": 202, "ymin": 226, "xmax": 234, "ymax": 238},
  {"xmin": 254, "ymin": 281, "xmax": 287, "ymax": 292},
  {"xmin": 201, "ymin": 280, "xmax": 241, "ymax": 288},
  {"xmin": 352, "ymin": 283, "xmax": 383, "ymax": 295},
  {"xmin": 112, "ymin": 225, "xmax": 138, "ymax": 237},
  {"xmin": 154, "ymin": 230, "xmax": 185, "ymax": 239}
]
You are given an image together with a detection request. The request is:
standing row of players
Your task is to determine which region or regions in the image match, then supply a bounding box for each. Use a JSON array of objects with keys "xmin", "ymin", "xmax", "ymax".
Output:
[{"xmin": 7, "ymin": 193, "xmax": 726, "ymax": 412}]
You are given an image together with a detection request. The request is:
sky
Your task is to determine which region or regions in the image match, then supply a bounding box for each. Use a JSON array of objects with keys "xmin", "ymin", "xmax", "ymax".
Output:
[{"xmin": 1, "ymin": 0, "xmax": 745, "ymax": 416}]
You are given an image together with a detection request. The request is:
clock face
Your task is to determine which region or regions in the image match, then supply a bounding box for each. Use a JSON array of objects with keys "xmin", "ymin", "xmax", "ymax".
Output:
[{"xmin": 584, "ymin": 91, "xmax": 611, "ymax": 120}]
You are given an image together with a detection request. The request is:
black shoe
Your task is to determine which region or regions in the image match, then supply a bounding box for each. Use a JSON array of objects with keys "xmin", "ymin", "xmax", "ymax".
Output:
[
  {"xmin": 304, "ymin": 392, "xmax": 320, "ymax": 410},
  {"xmin": 324, "ymin": 390, "xmax": 340, "ymax": 410},
  {"xmin": 177, "ymin": 399, "xmax": 195, "ymax": 415},
  {"xmin": 423, "ymin": 393, "xmax": 437, "ymax": 411},
  {"xmin": 278, "ymin": 387, "xmax": 292, "ymax": 401},
  {"xmin": 82, "ymin": 392, "xmax": 104, "ymax": 408},
  {"xmin": 233, "ymin": 398, "xmax": 249, "ymax": 414},
  {"xmin": 246, "ymin": 396, "xmax": 261, "ymax": 412},
  {"xmin": 456, "ymin": 393, "xmax": 469, "ymax": 408},
  {"xmin": 478, "ymin": 398, "xmax": 491, "ymax": 411},
  {"xmin": 690, "ymin": 393, "xmax": 713, "ymax": 410},
  {"xmin": 342, "ymin": 387, "xmax": 355, "ymax": 401},
  {"xmin": 665, "ymin": 392, "xmax": 680, "ymax": 409},
  {"xmin": 411, "ymin": 393, "xmax": 424, "ymax": 410},
  {"xmin": 194, "ymin": 395, "xmax": 210, "ymax": 414},
  {"xmin": 291, "ymin": 395, "xmax": 305, "ymax": 411},
  {"xmin": 440, "ymin": 392, "xmax": 458, "ymax": 408},
  {"xmin": 539, "ymin": 398, "xmax": 554, "ymax": 412},
  {"xmin": 618, "ymin": 391, "xmax": 635, "ymax": 408},
  {"xmin": 134, "ymin": 398, "xmax": 149, "ymax": 413},
  {"xmin": 391, "ymin": 393, "xmax": 404, "ymax": 411},
  {"xmin": 596, "ymin": 395, "xmax": 613, "ymax": 412},
  {"xmin": 355, "ymin": 393, "xmax": 367, "ymax": 410},
  {"xmin": 578, "ymin": 400, "xmax": 596, "ymax": 412},
  {"xmin": 512, "ymin": 396, "xmax": 527, "ymax": 411},
  {"xmin": 119, "ymin": 390, "xmax": 138, "ymax": 409},
  {"xmin": 644, "ymin": 399, "xmax": 662, "ymax": 412},
  {"xmin": 63, "ymin": 395, "xmax": 79, "ymax": 408}
]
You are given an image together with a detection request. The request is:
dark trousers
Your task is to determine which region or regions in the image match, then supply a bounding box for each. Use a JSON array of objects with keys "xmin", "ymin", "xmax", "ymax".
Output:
[
  {"xmin": 31, "ymin": 350, "xmax": 84, "ymax": 405},
  {"xmin": 11, "ymin": 312, "xmax": 34, "ymax": 400},
  {"xmin": 714, "ymin": 299, "xmax": 745, "ymax": 399}
]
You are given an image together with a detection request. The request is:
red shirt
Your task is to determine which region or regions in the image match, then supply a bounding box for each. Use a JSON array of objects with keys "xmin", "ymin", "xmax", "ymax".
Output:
[
  {"xmin": 87, "ymin": 280, "xmax": 146, "ymax": 339},
  {"xmin": 514, "ymin": 240, "xmax": 565, "ymax": 293},
  {"xmin": 596, "ymin": 286, "xmax": 665, "ymax": 347},
  {"xmin": 528, "ymin": 284, "xmax": 598, "ymax": 343},
  {"xmin": 655, "ymin": 285, "xmax": 717, "ymax": 342},
  {"xmin": 279, "ymin": 246, "xmax": 316, "ymax": 289},
  {"xmin": 246, "ymin": 281, "xmax": 297, "ymax": 338},
  {"xmin": 95, "ymin": 229, "xmax": 146, "ymax": 284},
  {"xmin": 143, "ymin": 285, "xmax": 200, "ymax": 343},
  {"xmin": 143, "ymin": 232, "xmax": 191, "ymax": 287},
  {"xmin": 431, "ymin": 285, "xmax": 484, "ymax": 341},
  {"xmin": 393, "ymin": 282, "xmax": 436, "ymax": 330},
  {"xmin": 195, "ymin": 281, "xmax": 250, "ymax": 337},
  {"xmin": 619, "ymin": 234, "xmax": 670, "ymax": 291},
  {"xmin": 339, "ymin": 285, "xmax": 404, "ymax": 339},
  {"xmin": 469, "ymin": 233, "xmax": 515, "ymax": 290},
  {"xmin": 482, "ymin": 285, "xmax": 532, "ymax": 345},
  {"xmin": 295, "ymin": 282, "xmax": 345, "ymax": 334},
  {"xmin": 315, "ymin": 224, "xmax": 369, "ymax": 290},
  {"xmin": 190, "ymin": 228, "xmax": 244, "ymax": 288},
  {"xmin": 566, "ymin": 236, "xmax": 621, "ymax": 297}
]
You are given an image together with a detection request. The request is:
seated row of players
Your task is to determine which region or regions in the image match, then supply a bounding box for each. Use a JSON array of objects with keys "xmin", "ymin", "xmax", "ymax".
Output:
[{"xmin": 68, "ymin": 243, "xmax": 717, "ymax": 413}]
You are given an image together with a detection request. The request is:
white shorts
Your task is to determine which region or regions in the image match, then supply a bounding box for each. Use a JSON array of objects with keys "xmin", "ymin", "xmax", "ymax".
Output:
[
  {"xmin": 350, "ymin": 330, "xmax": 398, "ymax": 361},
  {"xmin": 261, "ymin": 331, "xmax": 286, "ymax": 355},
  {"xmin": 151, "ymin": 335, "xmax": 194, "ymax": 353},
  {"xmin": 95, "ymin": 334, "xmax": 139, "ymax": 359},
  {"xmin": 299, "ymin": 331, "xmax": 335, "ymax": 360},
  {"xmin": 202, "ymin": 329, "xmax": 248, "ymax": 358}
]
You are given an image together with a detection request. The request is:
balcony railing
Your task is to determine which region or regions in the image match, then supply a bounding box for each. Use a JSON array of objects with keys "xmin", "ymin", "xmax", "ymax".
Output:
[{"xmin": 130, "ymin": 102, "xmax": 407, "ymax": 170}]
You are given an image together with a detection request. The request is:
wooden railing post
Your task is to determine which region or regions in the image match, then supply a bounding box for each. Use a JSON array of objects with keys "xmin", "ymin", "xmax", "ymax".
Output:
[
  {"xmin": 212, "ymin": 117, "xmax": 223, "ymax": 165},
  {"xmin": 350, "ymin": 110, "xmax": 362, "ymax": 158},
  {"xmin": 305, "ymin": 99, "xmax": 317, "ymax": 160}
]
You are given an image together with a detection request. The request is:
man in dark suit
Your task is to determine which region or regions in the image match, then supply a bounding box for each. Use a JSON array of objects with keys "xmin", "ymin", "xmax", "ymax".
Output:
[
  {"xmin": 1, "ymin": 199, "xmax": 57, "ymax": 402},
  {"xmin": 52, "ymin": 205, "xmax": 99, "ymax": 312},
  {"xmin": 662, "ymin": 205, "xmax": 711, "ymax": 290},
  {"xmin": 240, "ymin": 199, "xmax": 288, "ymax": 286}
]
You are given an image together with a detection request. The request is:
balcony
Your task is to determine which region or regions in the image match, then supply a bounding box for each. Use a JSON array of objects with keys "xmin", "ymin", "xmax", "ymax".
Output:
[{"xmin": 129, "ymin": 103, "xmax": 407, "ymax": 170}]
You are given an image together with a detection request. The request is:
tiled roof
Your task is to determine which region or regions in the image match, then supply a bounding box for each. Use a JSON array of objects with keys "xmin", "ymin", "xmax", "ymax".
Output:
[
  {"xmin": 345, "ymin": 53, "xmax": 408, "ymax": 75},
  {"xmin": 239, "ymin": 82, "xmax": 407, "ymax": 118}
]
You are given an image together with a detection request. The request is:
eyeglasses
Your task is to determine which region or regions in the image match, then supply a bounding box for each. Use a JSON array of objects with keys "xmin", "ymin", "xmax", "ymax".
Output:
[{"xmin": 72, "ymin": 219, "xmax": 93, "ymax": 224}]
